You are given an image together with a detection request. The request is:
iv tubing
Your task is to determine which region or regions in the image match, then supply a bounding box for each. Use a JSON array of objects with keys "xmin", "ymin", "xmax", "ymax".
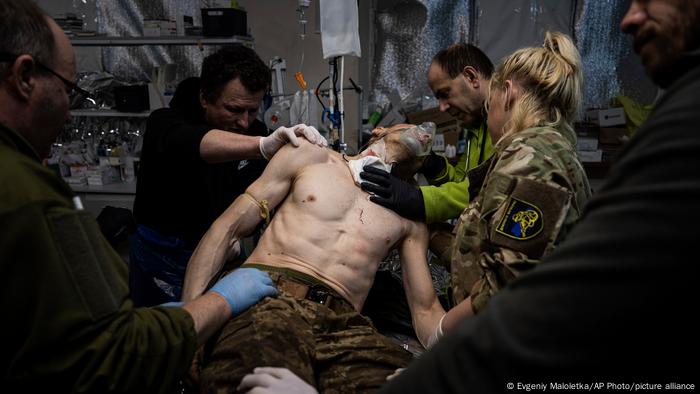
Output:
[
  {"xmin": 328, "ymin": 61, "xmax": 335, "ymax": 132},
  {"xmin": 339, "ymin": 56, "xmax": 345, "ymax": 150}
]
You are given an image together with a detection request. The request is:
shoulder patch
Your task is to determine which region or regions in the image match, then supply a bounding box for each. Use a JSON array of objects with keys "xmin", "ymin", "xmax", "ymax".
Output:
[
  {"xmin": 490, "ymin": 177, "xmax": 572, "ymax": 258},
  {"xmin": 495, "ymin": 197, "xmax": 543, "ymax": 240}
]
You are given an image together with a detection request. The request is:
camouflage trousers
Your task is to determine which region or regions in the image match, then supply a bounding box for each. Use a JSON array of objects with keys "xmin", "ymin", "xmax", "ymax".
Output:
[{"xmin": 199, "ymin": 269, "xmax": 412, "ymax": 393}]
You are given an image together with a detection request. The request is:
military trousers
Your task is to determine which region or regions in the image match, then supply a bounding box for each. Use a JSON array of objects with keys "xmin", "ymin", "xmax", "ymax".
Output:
[{"xmin": 199, "ymin": 271, "xmax": 412, "ymax": 393}]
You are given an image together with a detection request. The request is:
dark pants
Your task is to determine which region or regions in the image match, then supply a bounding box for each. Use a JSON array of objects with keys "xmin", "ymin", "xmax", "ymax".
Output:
[
  {"xmin": 128, "ymin": 225, "xmax": 192, "ymax": 307},
  {"xmin": 199, "ymin": 269, "xmax": 413, "ymax": 393}
]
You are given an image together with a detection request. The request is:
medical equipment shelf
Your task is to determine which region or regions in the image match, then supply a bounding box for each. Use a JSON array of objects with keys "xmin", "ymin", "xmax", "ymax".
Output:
[
  {"xmin": 70, "ymin": 35, "xmax": 253, "ymax": 46},
  {"xmin": 69, "ymin": 35, "xmax": 255, "ymax": 117},
  {"xmin": 70, "ymin": 109, "xmax": 150, "ymax": 118}
]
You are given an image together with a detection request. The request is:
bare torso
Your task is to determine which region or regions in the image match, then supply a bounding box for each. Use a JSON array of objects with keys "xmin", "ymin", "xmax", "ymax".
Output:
[{"xmin": 247, "ymin": 150, "xmax": 412, "ymax": 310}]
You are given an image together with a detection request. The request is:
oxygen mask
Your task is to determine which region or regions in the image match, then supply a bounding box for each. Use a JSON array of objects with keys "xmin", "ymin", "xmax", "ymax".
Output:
[{"xmin": 399, "ymin": 122, "xmax": 436, "ymax": 157}]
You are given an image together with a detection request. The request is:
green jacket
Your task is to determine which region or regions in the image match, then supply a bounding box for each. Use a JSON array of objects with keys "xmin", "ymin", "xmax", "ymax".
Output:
[
  {"xmin": 0, "ymin": 123, "xmax": 197, "ymax": 393},
  {"xmin": 420, "ymin": 122, "xmax": 494, "ymax": 223}
]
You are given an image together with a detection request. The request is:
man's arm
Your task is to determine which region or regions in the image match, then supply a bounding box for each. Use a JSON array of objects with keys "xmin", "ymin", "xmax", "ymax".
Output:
[
  {"xmin": 199, "ymin": 128, "xmax": 263, "ymax": 162},
  {"xmin": 147, "ymin": 108, "xmax": 326, "ymax": 164},
  {"xmin": 182, "ymin": 140, "xmax": 328, "ymax": 300},
  {"xmin": 147, "ymin": 108, "xmax": 262, "ymax": 163},
  {"xmin": 181, "ymin": 292, "xmax": 231, "ymax": 344},
  {"xmin": 397, "ymin": 221, "xmax": 445, "ymax": 347},
  {"xmin": 200, "ymin": 124, "xmax": 328, "ymax": 163},
  {"xmin": 399, "ymin": 221, "xmax": 477, "ymax": 347}
]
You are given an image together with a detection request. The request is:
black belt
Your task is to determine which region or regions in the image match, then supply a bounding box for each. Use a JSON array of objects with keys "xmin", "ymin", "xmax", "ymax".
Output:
[{"xmin": 276, "ymin": 276, "xmax": 338, "ymax": 306}]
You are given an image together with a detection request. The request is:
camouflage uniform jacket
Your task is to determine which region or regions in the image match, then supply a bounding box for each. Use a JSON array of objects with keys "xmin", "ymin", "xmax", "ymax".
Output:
[{"xmin": 450, "ymin": 125, "xmax": 591, "ymax": 312}]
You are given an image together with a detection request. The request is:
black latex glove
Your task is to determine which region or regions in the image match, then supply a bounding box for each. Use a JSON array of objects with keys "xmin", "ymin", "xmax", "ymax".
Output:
[
  {"xmin": 360, "ymin": 166, "xmax": 426, "ymax": 221},
  {"xmin": 420, "ymin": 151, "xmax": 447, "ymax": 179}
]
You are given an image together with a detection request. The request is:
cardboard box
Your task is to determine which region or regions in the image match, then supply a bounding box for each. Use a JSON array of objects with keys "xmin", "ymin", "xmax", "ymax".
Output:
[
  {"xmin": 406, "ymin": 108, "xmax": 462, "ymax": 138},
  {"xmin": 160, "ymin": 20, "xmax": 177, "ymax": 36},
  {"xmin": 143, "ymin": 19, "xmax": 178, "ymax": 36},
  {"xmin": 578, "ymin": 149, "xmax": 603, "ymax": 162},
  {"xmin": 143, "ymin": 20, "xmax": 161, "ymax": 36},
  {"xmin": 577, "ymin": 135, "xmax": 599, "ymax": 152},
  {"xmin": 86, "ymin": 165, "xmax": 120, "ymax": 186},
  {"xmin": 442, "ymin": 129, "xmax": 461, "ymax": 149},
  {"xmin": 437, "ymin": 120, "xmax": 461, "ymax": 134},
  {"xmin": 585, "ymin": 107, "xmax": 626, "ymax": 127},
  {"xmin": 598, "ymin": 127, "xmax": 628, "ymax": 145},
  {"xmin": 405, "ymin": 107, "xmax": 455, "ymax": 126},
  {"xmin": 69, "ymin": 165, "xmax": 89, "ymax": 178}
]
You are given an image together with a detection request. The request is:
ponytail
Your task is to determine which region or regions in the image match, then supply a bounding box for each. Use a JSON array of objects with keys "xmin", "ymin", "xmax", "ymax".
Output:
[{"xmin": 490, "ymin": 31, "xmax": 583, "ymax": 137}]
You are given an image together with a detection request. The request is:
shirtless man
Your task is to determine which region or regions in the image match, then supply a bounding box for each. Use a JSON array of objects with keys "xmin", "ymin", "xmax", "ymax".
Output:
[{"xmin": 182, "ymin": 124, "xmax": 446, "ymax": 393}]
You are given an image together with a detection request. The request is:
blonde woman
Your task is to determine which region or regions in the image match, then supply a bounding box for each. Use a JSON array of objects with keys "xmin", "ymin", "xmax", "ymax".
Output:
[{"xmin": 400, "ymin": 31, "xmax": 592, "ymax": 348}]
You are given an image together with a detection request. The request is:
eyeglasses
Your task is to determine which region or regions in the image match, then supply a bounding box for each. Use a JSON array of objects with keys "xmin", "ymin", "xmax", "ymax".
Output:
[{"xmin": 0, "ymin": 52, "xmax": 93, "ymax": 107}]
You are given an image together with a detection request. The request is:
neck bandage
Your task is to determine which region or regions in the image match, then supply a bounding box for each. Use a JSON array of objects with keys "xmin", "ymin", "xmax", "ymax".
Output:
[{"xmin": 346, "ymin": 156, "xmax": 392, "ymax": 186}]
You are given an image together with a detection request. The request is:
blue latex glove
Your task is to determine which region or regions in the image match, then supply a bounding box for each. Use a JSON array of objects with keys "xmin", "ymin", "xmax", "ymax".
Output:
[{"xmin": 209, "ymin": 268, "xmax": 278, "ymax": 316}]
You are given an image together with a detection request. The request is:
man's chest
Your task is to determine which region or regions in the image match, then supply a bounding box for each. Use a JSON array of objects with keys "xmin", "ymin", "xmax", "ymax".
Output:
[{"xmin": 288, "ymin": 161, "xmax": 407, "ymax": 239}]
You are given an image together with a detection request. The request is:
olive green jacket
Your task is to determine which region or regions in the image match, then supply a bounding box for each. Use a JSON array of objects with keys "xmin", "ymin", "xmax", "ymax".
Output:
[
  {"xmin": 420, "ymin": 122, "xmax": 494, "ymax": 223},
  {"xmin": 1, "ymin": 123, "xmax": 196, "ymax": 393}
]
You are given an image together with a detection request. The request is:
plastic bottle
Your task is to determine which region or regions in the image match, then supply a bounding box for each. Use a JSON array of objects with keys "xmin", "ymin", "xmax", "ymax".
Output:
[{"xmin": 445, "ymin": 144, "xmax": 456, "ymax": 158}]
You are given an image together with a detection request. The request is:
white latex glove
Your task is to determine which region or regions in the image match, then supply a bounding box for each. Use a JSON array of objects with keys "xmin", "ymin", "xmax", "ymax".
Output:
[
  {"xmin": 259, "ymin": 124, "xmax": 328, "ymax": 160},
  {"xmin": 425, "ymin": 313, "xmax": 446, "ymax": 348},
  {"xmin": 237, "ymin": 367, "xmax": 318, "ymax": 394},
  {"xmin": 386, "ymin": 368, "xmax": 406, "ymax": 381}
]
